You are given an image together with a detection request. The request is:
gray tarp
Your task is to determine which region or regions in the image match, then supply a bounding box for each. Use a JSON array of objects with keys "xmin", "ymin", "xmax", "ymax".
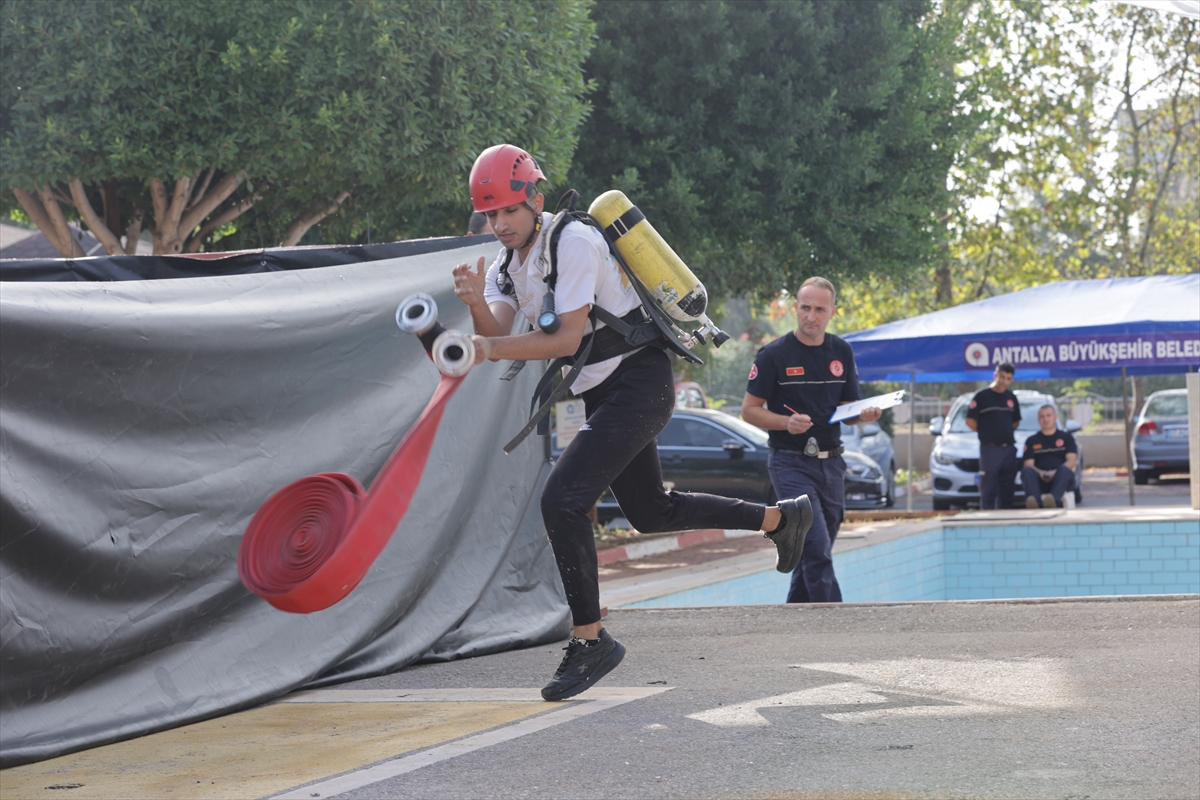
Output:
[{"xmin": 0, "ymin": 240, "xmax": 570, "ymax": 767}]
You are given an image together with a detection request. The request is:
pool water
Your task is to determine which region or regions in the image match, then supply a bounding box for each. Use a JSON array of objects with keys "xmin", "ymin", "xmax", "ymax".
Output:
[{"xmin": 622, "ymin": 518, "xmax": 1200, "ymax": 607}]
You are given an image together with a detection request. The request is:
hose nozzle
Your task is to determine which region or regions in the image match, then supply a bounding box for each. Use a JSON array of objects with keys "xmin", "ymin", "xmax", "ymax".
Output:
[{"xmin": 431, "ymin": 330, "xmax": 476, "ymax": 377}]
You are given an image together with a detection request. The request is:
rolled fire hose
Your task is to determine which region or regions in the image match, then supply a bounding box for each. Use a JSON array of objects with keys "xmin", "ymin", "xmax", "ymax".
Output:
[{"xmin": 237, "ymin": 294, "xmax": 474, "ymax": 613}]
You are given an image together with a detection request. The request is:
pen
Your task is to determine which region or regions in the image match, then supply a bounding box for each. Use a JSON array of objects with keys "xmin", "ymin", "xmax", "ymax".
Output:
[{"xmin": 783, "ymin": 404, "xmax": 800, "ymax": 416}]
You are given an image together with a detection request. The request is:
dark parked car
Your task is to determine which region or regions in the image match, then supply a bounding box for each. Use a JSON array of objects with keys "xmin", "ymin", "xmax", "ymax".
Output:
[
  {"xmin": 1132, "ymin": 388, "xmax": 1191, "ymax": 484},
  {"xmin": 557, "ymin": 408, "xmax": 888, "ymax": 523}
]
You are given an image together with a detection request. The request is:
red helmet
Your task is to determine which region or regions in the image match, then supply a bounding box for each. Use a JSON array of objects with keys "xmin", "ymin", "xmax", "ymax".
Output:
[{"xmin": 469, "ymin": 144, "xmax": 546, "ymax": 213}]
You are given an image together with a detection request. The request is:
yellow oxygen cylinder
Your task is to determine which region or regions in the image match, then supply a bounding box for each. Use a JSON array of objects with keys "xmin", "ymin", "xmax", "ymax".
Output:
[{"xmin": 589, "ymin": 190, "xmax": 729, "ymax": 347}]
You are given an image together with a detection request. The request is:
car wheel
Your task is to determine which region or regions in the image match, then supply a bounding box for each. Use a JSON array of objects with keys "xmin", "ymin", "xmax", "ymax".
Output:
[
  {"xmin": 932, "ymin": 497, "xmax": 952, "ymax": 511},
  {"xmin": 884, "ymin": 462, "xmax": 896, "ymax": 507},
  {"xmin": 1133, "ymin": 468, "xmax": 1152, "ymax": 485}
]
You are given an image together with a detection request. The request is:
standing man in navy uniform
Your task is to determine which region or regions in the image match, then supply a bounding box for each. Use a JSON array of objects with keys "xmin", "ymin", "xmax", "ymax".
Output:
[
  {"xmin": 742, "ymin": 277, "xmax": 881, "ymax": 603},
  {"xmin": 1021, "ymin": 404, "xmax": 1077, "ymax": 508},
  {"xmin": 966, "ymin": 363, "xmax": 1020, "ymax": 509}
]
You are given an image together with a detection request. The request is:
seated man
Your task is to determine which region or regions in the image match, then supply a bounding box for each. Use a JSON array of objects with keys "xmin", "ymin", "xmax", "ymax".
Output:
[{"xmin": 1021, "ymin": 404, "xmax": 1077, "ymax": 508}]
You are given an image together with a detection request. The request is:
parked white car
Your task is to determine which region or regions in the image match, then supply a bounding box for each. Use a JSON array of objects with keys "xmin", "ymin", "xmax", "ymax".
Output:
[{"xmin": 928, "ymin": 390, "xmax": 1084, "ymax": 510}]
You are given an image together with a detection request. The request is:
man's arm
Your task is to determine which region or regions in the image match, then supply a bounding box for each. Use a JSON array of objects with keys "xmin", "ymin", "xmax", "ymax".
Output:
[
  {"xmin": 1064, "ymin": 452, "xmax": 1077, "ymax": 470},
  {"xmin": 1023, "ymin": 458, "xmax": 1035, "ymax": 469},
  {"xmin": 742, "ymin": 392, "xmax": 813, "ymax": 435},
  {"xmin": 470, "ymin": 305, "xmax": 590, "ymax": 364},
  {"xmin": 966, "ymin": 418, "xmax": 978, "ymax": 432}
]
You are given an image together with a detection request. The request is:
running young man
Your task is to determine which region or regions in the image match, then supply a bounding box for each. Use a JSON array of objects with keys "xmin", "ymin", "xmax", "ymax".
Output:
[{"xmin": 451, "ymin": 144, "xmax": 813, "ymax": 701}]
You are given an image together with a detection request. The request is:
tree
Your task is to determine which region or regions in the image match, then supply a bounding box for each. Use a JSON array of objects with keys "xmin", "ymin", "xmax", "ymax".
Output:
[
  {"xmin": 836, "ymin": 0, "xmax": 1199, "ymax": 333},
  {"xmin": 1, "ymin": 0, "xmax": 594, "ymax": 255},
  {"xmin": 567, "ymin": 0, "xmax": 972, "ymax": 300}
]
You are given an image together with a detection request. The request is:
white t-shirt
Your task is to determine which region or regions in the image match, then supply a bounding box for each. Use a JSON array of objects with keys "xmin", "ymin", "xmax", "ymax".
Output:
[{"xmin": 483, "ymin": 212, "xmax": 642, "ymax": 393}]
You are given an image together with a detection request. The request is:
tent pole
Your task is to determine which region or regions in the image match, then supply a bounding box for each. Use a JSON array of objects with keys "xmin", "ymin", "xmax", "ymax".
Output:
[
  {"xmin": 907, "ymin": 374, "xmax": 914, "ymax": 513},
  {"xmin": 1122, "ymin": 366, "xmax": 1136, "ymax": 506}
]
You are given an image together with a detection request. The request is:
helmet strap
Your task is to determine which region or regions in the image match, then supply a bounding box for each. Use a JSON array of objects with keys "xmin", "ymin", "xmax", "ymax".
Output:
[{"xmin": 519, "ymin": 204, "xmax": 542, "ymax": 250}]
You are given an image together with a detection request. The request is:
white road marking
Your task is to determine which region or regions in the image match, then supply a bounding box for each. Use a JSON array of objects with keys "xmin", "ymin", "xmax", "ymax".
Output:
[
  {"xmin": 269, "ymin": 687, "xmax": 670, "ymax": 799},
  {"xmin": 688, "ymin": 658, "xmax": 1076, "ymax": 727},
  {"xmin": 688, "ymin": 682, "xmax": 889, "ymax": 727}
]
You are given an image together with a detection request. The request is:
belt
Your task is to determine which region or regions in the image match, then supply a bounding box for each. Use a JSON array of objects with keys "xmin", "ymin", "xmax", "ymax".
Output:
[
  {"xmin": 981, "ymin": 442, "xmax": 1013, "ymax": 448},
  {"xmin": 772, "ymin": 445, "xmax": 844, "ymax": 459}
]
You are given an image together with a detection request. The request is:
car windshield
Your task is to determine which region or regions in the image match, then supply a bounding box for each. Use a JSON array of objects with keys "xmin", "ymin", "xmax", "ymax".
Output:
[
  {"xmin": 945, "ymin": 394, "xmax": 1054, "ymax": 433},
  {"xmin": 1144, "ymin": 393, "xmax": 1189, "ymax": 417}
]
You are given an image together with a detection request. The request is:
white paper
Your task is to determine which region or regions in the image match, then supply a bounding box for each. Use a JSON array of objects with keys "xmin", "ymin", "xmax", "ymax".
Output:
[{"xmin": 829, "ymin": 390, "xmax": 907, "ymax": 423}]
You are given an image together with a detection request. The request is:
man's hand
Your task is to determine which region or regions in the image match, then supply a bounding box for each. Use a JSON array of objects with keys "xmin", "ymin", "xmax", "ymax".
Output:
[
  {"xmin": 453, "ymin": 256, "xmax": 487, "ymax": 308},
  {"xmin": 786, "ymin": 412, "xmax": 813, "ymax": 435},
  {"xmin": 858, "ymin": 405, "xmax": 882, "ymax": 424},
  {"xmin": 468, "ymin": 334, "xmax": 491, "ymax": 365}
]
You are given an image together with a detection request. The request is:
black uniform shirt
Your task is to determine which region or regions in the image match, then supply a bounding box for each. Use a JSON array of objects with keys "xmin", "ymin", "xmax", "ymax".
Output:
[
  {"xmin": 966, "ymin": 387, "xmax": 1021, "ymax": 446},
  {"xmin": 1022, "ymin": 429, "xmax": 1077, "ymax": 471},
  {"xmin": 746, "ymin": 332, "xmax": 860, "ymax": 451}
]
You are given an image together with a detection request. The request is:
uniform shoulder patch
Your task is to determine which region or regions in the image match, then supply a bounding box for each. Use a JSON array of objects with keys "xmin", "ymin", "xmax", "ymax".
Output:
[{"xmin": 748, "ymin": 364, "xmax": 758, "ymax": 380}]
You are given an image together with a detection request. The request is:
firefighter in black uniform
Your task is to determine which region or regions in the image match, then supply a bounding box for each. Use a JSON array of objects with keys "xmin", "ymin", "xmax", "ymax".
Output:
[
  {"xmin": 1021, "ymin": 404, "xmax": 1077, "ymax": 508},
  {"xmin": 966, "ymin": 362, "xmax": 1021, "ymax": 509}
]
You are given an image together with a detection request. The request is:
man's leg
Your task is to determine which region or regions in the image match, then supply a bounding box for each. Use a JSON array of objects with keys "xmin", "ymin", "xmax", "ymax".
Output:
[
  {"xmin": 541, "ymin": 369, "xmax": 673, "ymax": 629},
  {"xmin": 997, "ymin": 446, "xmax": 1018, "ymax": 509},
  {"xmin": 770, "ymin": 450, "xmax": 840, "ymax": 603},
  {"xmin": 1020, "ymin": 466, "xmax": 1045, "ymax": 507},
  {"xmin": 814, "ymin": 457, "xmax": 845, "ymax": 602},
  {"xmin": 978, "ymin": 446, "xmax": 1001, "ymax": 510},
  {"xmin": 1048, "ymin": 464, "xmax": 1074, "ymax": 506}
]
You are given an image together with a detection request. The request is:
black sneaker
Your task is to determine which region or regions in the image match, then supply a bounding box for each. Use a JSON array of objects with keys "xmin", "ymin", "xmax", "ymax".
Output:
[
  {"xmin": 766, "ymin": 494, "xmax": 813, "ymax": 573},
  {"xmin": 541, "ymin": 628, "xmax": 626, "ymax": 701}
]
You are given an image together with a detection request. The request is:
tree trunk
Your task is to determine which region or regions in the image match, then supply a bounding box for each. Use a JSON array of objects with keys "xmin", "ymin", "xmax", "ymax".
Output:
[
  {"xmin": 185, "ymin": 193, "xmax": 260, "ymax": 252},
  {"xmin": 11, "ymin": 186, "xmax": 85, "ymax": 257},
  {"xmin": 1131, "ymin": 376, "xmax": 1145, "ymax": 422},
  {"xmin": 280, "ymin": 192, "xmax": 350, "ymax": 247},
  {"xmin": 150, "ymin": 176, "xmax": 193, "ymax": 254},
  {"xmin": 123, "ymin": 210, "xmax": 144, "ymax": 255},
  {"xmin": 69, "ymin": 179, "xmax": 125, "ymax": 255},
  {"xmin": 102, "ymin": 180, "xmax": 121, "ymax": 240}
]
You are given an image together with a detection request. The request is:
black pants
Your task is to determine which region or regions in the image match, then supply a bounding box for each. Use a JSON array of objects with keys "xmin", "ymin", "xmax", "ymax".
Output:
[
  {"xmin": 1020, "ymin": 464, "xmax": 1075, "ymax": 507},
  {"xmin": 979, "ymin": 443, "xmax": 1017, "ymax": 509},
  {"xmin": 541, "ymin": 348, "xmax": 768, "ymax": 626}
]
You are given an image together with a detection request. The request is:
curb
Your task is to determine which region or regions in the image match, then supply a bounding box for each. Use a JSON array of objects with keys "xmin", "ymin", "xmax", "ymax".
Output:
[{"xmin": 596, "ymin": 528, "xmax": 759, "ymax": 566}]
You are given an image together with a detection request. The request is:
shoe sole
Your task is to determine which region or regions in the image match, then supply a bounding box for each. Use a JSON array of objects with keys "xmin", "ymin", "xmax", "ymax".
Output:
[{"xmin": 540, "ymin": 639, "xmax": 627, "ymax": 702}]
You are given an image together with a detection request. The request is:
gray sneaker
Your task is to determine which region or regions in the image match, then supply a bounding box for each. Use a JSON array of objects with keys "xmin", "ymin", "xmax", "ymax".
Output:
[
  {"xmin": 541, "ymin": 628, "xmax": 626, "ymax": 701},
  {"xmin": 766, "ymin": 494, "xmax": 813, "ymax": 573}
]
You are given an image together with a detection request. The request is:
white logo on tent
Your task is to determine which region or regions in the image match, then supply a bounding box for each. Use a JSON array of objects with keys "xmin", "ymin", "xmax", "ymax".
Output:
[{"xmin": 965, "ymin": 342, "xmax": 989, "ymax": 367}]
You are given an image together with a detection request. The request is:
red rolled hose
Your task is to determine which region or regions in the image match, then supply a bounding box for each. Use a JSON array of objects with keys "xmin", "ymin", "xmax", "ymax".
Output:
[{"xmin": 239, "ymin": 294, "xmax": 472, "ymax": 613}]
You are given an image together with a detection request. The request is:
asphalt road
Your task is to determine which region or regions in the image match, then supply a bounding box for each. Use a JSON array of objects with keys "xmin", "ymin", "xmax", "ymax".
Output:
[{"xmin": 329, "ymin": 598, "xmax": 1200, "ymax": 800}]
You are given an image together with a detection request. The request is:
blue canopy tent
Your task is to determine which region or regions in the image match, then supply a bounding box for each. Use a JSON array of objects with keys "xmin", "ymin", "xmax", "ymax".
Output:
[
  {"xmin": 843, "ymin": 274, "xmax": 1200, "ymax": 383},
  {"xmin": 842, "ymin": 274, "xmax": 1199, "ymax": 509}
]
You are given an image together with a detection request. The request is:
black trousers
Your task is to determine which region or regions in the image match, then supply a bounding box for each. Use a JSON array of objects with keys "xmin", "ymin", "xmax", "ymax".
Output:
[
  {"xmin": 541, "ymin": 348, "xmax": 768, "ymax": 626},
  {"xmin": 979, "ymin": 443, "xmax": 1017, "ymax": 509}
]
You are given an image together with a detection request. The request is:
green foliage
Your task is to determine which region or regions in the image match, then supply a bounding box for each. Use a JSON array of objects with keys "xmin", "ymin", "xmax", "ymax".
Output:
[
  {"xmin": 568, "ymin": 0, "xmax": 971, "ymax": 300},
  {"xmin": 1, "ymin": 0, "xmax": 594, "ymax": 250},
  {"xmin": 837, "ymin": 0, "xmax": 1199, "ymax": 332}
]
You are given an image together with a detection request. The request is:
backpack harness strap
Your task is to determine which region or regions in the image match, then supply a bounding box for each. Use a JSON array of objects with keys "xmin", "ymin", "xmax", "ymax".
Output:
[
  {"xmin": 498, "ymin": 189, "xmax": 701, "ymax": 453},
  {"xmin": 501, "ymin": 306, "xmax": 665, "ymax": 454}
]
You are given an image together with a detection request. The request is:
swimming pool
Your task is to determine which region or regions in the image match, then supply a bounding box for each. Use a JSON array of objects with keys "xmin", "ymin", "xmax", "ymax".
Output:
[{"xmin": 620, "ymin": 513, "xmax": 1200, "ymax": 607}]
